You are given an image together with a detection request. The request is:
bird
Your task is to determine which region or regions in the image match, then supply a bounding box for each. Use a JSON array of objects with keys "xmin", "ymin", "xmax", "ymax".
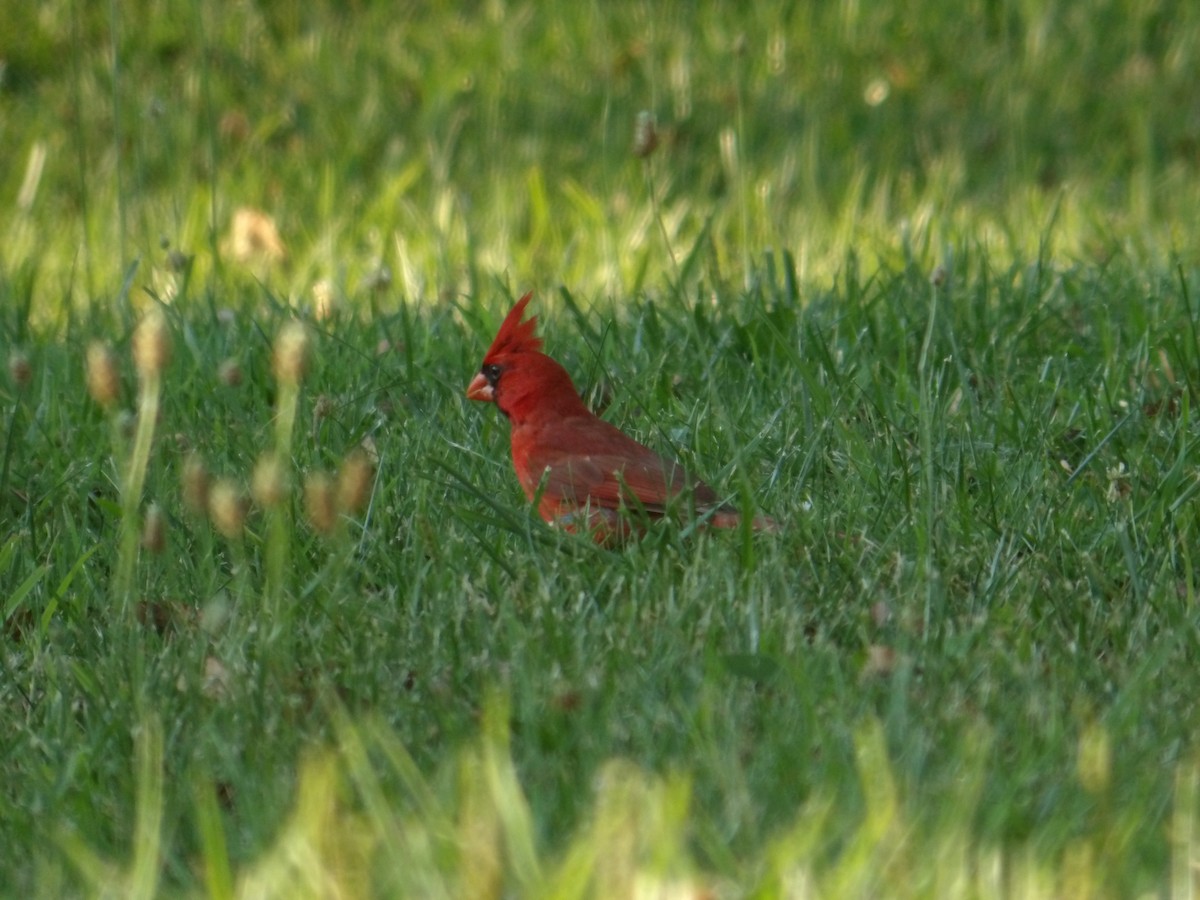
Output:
[{"xmin": 466, "ymin": 293, "xmax": 777, "ymax": 542}]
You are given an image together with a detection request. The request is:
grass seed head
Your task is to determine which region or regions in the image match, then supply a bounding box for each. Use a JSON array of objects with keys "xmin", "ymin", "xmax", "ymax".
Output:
[
  {"xmin": 312, "ymin": 279, "xmax": 337, "ymax": 321},
  {"xmin": 166, "ymin": 249, "xmax": 192, "ymax": 273},
  {"xmin": 273, "ymin": 320, "xmax": 311, "ymax": 387},
  {"xmin": 218, "ymin": 358, "xmax": 243, "ymax": 387},
  {"xmin": 304, "ymin": 472, "xmax": 337, "ymax": 534},
  {"xmin": 8, "ymin": 351, "xmax": 32, "ymax": 389},
  {"xmin": 359, "ymin": 264, "xmax": 392, "ymax": 293},
  {"xmin": 336, "ymin": 449, "xmax": 375, "ymax": 514},
  {"xmin": 633, "ymin": 110, "xmax": 659, "ymax": 158},
  {"xmin": 86, "ymin": 342, "xmax": 121, "ymax": 408},
  {"xmin": 116, "ymin": 409, "xmax": 136, "ymax": 438},
  {"xmin": 312, "ymin": 393, "xmax": 335, "ymax": 423},
  {"xmin": 209, "ymin": 479, "xmax": 247, "ymax": 539},
  {"xmin": 132, "ymin": 308, "xmax": 172, "ymax": 380},
  {"xmin": 229, "ymin": 206, "xmax": 287, "ymax": 265}
]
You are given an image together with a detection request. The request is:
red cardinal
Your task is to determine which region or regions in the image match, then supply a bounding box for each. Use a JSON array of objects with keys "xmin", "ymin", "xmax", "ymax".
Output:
[{"xmin": 466, "ymin": 293, "xmax": 777, "ymax": 541}]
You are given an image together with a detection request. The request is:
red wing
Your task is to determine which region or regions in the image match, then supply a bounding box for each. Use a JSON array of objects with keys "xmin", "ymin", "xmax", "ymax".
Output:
[
  {"xmin": 522, "ymin": 436, "xmax": 719, "ymax": 518},
  {"xmin": 528, "ymin": 450, "xmax": 681, "ymax": 514}
]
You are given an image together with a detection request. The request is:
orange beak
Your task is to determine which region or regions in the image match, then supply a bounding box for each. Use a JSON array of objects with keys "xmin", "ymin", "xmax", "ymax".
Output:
[{"xmin": 466, "ymin": 372, "xmax": 494, "ymax": 402}]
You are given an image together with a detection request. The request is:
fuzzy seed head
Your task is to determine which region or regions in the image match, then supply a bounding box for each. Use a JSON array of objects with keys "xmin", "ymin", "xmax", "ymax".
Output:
[
  {"xmin": 8, "ymin": 351, "xmax": 32, "ymax": 389},
  {"xmin": 251, "ymin": 453, "xmax": 289, "ymax": 509},
  {"xmin": 360, "ymin": 265, "xmax": 392, "ymax": 293},
  {"xmin": 182, "ymin": 453, "xmax": 210, "ymax": 515},
  {"xmin": 166, "ymin": 249, "xmax": 192, "ymax": 273},
  {"xmin": 132, "ymin": 308, "xmax": 172, "ymax": 380},
  {"xmin": 633, "ymin": 110, "xmax": 659, "ymax": 159},
  {"xmin": 336, "ymin": 449, "xmax": 375, "ymax": 514},
  {"xmin": 208, "ymin": 479, "xmax": 247, "ymax": 539},
  {"xmin": 230, "ymin": 207, "xmax": 287, "ymax": 265},
  {"xmin": 273, "ymin": 320, "xmax": 311, "ymax": 387},
  {"xmin": 141, "ymin": 503, "xmax": 167, "ymax": 554},
  {"xmin": 117, "ymin": 409, "xmax": 137, "ymax": 438},
  {"xmin": 217, "ymin": 358, "xmax": 243, "ymax": 387},
  {"xmin": 86, "ymin": 342, "xmax": 121, "ymax": 408},
  {"xmin": 304, "ymin": 472, "xmax": 337, "ymax": 535},
  {"xmin": 312, "ymin": 279, "xmax": 337, "ymax": 321},
  {"xmin": 313, "ymin": 393, "xmax": 334, "ymax": 421}
]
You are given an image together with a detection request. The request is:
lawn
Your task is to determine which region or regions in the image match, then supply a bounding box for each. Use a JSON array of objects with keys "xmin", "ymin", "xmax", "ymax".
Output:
[{"xmin": 3, "ymin": 1, "xmax": 1200, "ymax": 896}]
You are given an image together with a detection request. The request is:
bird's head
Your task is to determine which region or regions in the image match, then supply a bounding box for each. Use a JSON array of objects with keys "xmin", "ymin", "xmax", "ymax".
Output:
[{"xmin": 467, "ymin": 293, "xmax": 584, "ymax": 423}]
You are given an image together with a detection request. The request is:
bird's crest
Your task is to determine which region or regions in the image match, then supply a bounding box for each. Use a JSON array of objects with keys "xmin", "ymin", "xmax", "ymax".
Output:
[{"xmin": 483, "ymin": 292, "xmax": 543, "ymax": 360}]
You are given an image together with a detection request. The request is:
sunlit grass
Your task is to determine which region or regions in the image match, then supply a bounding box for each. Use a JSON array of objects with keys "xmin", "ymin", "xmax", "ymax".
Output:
[{"xmin": 4, "ymin": 2, "xmax": 1200, "ymax": 320}]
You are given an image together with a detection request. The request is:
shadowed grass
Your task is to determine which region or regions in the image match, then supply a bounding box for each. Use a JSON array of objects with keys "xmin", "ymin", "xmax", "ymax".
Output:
[
  {"xmin": 3, "ymin": 246, "xmax": 1200, "ymax": 894},
  {"xmin": 5, "ymin": 2, "xmax": 1200, "ymax": 318}
]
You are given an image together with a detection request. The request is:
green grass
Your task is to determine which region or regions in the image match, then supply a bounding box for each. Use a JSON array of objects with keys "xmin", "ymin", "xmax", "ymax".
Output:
[{"xmin": 4, "ymin": 1, "xmax": 1200, "ymax": 896}]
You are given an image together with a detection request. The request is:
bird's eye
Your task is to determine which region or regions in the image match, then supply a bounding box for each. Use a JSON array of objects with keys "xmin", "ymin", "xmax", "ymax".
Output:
[{"xmin": 482, "ymin": 363, "xmax": 502, "ymax": 387}]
